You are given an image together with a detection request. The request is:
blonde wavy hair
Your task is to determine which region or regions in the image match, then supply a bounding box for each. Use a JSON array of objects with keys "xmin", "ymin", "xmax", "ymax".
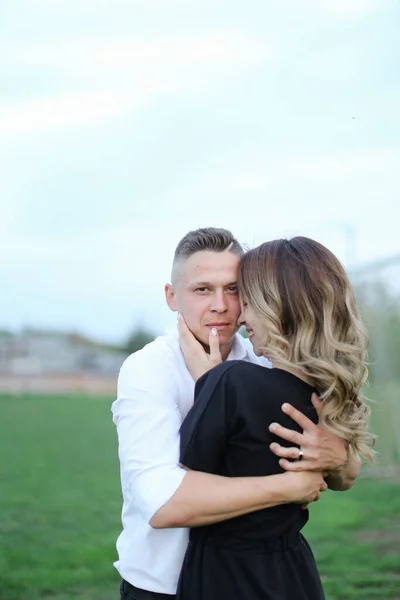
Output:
[{"xmin": 238, "ymin": 237, "xmax": 375, "ymax": 463}]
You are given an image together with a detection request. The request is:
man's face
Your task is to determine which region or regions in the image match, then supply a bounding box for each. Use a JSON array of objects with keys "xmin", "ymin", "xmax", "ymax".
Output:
[{"xmin": 165, "ymin": 250, "xmax": 241, "ymax": 349}]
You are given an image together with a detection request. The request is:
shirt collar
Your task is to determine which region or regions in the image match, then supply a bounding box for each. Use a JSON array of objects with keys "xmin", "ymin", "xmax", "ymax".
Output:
[{"xmin": 227, "ymin": 332, "xmax": 251, "ymax": 361}]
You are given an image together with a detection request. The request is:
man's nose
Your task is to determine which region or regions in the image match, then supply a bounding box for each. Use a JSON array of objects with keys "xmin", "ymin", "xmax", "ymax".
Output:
[{"xmin": 210, "ymin": 290, "xmax": 228, "ymax": 313}]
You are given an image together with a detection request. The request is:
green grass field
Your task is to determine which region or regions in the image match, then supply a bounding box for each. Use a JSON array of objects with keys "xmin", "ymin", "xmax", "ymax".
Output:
[{"xmin": 1, "ymin": 395, "xmax": 399, "ymax": 600}]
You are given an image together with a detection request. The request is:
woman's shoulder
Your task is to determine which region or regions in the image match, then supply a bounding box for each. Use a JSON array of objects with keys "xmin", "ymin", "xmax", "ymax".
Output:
[
  {"xmin": 194, "ymin": 360, "xmax": 262, "ymax": 397},
  {"xmin": 198, "ymin": 361, "xmax": 313, "ymax": 397},
  {"xmin": 205, "ymin": 360, "xmax": 274, "ymax": 391},
  {"xmin": 206, "ymin": 359, "xmax": 267, "ymax": 380},
  {"xmin": 210, "ymin": 362, "xmax": 316, "ymax": 399}
]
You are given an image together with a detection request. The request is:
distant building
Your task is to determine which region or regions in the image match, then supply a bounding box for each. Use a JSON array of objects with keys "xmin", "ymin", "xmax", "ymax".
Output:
[{"xmin": 0, "ymin": 330, "xmax": 128, "ymax": 395}]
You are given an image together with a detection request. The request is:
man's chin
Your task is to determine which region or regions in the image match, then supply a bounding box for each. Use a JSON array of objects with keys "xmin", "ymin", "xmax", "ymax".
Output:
[{"xmin": 197, "ymin": 327, "xmax": 237, "ymax": 348}]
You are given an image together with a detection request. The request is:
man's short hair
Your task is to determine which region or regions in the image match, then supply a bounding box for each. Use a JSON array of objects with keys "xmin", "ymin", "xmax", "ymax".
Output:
[{"xmin": 171, "ymin": 227, "xmax": 244, "ymax": 284}]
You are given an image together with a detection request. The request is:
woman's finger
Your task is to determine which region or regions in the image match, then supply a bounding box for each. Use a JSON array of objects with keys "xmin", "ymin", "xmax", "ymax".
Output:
[
  {"xmin": 269, "ymin": 443, "xmax": 302, "ymax": 460},
  {"xmin": 269, "ymin": 422, "xmax": 303, "ymax": 446},
  {"xmin": 178, "ymin": 314, "xmax": 191, "ymax": 339},
  {"xmin": 208, "ymin": 327, "xmax": 222, "ymax": 363},
  {"xmin": 311, "ymin": 393, "xmax": 324, "ymax": 417},
  {"xmin": 177, "ymin": 316, "xmax": 192, "ymax": 355},
  {"xmin": 178, "ymin": 315, "xmax": 201, "ymax": 354},
  {"xmin": 281, "ymin": 402, "xmax": 317, "ymax": 432},
  {"xmin": 278, "ymin": 458, "xmax": 316, "ymax": 472}
]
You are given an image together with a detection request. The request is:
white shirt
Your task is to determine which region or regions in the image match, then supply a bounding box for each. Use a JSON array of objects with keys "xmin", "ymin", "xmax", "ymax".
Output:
[{"xmin": 111, "ymin": 327, "xmax": 270, "ymax": 595}]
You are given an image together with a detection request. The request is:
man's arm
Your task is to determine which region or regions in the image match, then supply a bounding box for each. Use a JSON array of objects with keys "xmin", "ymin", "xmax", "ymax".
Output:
[
  {"xmin": 268, "ymin": 398, "xmax": 359, "ymax": 491},
  {"xmin": 113, "ymin": 354, "xmax": 325, "ymax": 531},
  {"xmin": 324, "ymin": 455, "xmax": 361, "ymax": 491},
  {"xmin": 112, "ymin": 355, "xmax": 187, "ymax": 524}
]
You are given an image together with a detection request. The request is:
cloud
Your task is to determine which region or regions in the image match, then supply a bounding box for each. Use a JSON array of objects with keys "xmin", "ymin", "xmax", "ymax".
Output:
[
  {"xmin": 285, "ymin": 149, "xmax": 400, "ymax": 181},
  {"xmin": 0, "ymin": 92, "xmax": 135, "ymax": 137},
  {"xmin": 174, "ymin": 148, "xmax": 400, "ymax": 195},
  {"xmin": 154, "ymin": 146, "xmax": 400, "ymax": 244},
  {"xmin": 24, "ymin": 0, "xmax": 385, "ymax": 16},
  {"xmin": 317, "ymin": 0, "xmax": 387, "ymax": 18},
  {"xmin": 24, "ymin": 0, "xmax": 215, "ymax": 9},
  {"xmin": 1, "ymin": 32, "xmax": 271, "ymax": 138},
  {"xmin": 8, "ymin": 32, "xmax": 270, "ymax": 75}
]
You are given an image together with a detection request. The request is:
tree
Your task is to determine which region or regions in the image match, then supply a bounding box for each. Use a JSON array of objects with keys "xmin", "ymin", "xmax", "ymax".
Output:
[
  {"xmin": 124, "ymin": 328, "xmax": 155, "ymax": 355},
  {"xmin": 355, "ymin": 281, "xmax": 400, "ymax": 384}
]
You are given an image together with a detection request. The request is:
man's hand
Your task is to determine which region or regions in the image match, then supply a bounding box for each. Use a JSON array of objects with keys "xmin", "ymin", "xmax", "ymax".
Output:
[
  {"xmin": 178, "ymin": 315, "xmax": 222, "ymax": 381},
  {"xmin": 269, "ymin": 394, "xmax": 348, "ymax": 473},
  {"xmin": 281, "ymin": 471, "xmax": 328, "ymax": 506}
]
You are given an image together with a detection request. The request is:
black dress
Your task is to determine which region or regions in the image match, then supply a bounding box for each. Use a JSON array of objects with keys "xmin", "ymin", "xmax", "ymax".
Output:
[{"xmin": 176, "ymin": 361, "xmax": 325, "ymax": 600}]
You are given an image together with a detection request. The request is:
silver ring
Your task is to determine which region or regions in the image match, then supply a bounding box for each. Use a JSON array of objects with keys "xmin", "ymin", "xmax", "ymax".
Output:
[{"xmin": 298, "ymin": 448, "xmax": 304, "ymax": 461}]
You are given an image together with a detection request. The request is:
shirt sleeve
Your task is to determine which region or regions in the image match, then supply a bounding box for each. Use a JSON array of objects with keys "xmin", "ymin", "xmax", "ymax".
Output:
[
  {"xmin": 112, "ymin": 352, "xmax": 187, "ymax": 523},
  {"xmin": 179, "ymin": 362, "xmax": 238, "ymax": 474}
]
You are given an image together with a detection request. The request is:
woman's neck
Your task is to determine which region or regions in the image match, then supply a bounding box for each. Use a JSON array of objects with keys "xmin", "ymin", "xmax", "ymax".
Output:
[{"xmin": 272, "ymin": 360, "xmax": 313, "ymax": 386}]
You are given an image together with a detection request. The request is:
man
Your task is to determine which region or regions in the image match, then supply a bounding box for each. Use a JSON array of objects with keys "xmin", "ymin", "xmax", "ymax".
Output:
[{"xmin": 112, "ymin": 228, "xmax": 357, "ymax": 600}]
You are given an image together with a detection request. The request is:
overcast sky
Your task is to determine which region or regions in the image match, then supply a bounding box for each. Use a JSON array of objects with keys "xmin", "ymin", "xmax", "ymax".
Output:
[{"xmin": 1, "ymin": 0, "xmax": 399, "ymax": 343}]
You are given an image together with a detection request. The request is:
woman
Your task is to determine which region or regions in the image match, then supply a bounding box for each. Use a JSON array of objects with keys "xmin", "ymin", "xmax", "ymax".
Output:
[{"xmin": 176, "ymin": 237, "xmax": 374, "ymax": 600}]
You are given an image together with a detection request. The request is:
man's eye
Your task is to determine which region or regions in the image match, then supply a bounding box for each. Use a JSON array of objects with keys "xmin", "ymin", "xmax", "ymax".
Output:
[
  {"xmin": 227, "ymin": 286, "xmax": 238, "ymax": 293},
  {"xmin": 196, "ymin": 287, "xmax": 208, "ymax": 292}
]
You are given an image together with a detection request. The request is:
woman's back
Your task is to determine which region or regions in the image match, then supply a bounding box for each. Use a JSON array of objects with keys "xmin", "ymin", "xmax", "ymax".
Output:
[{"xmin": 177, "ymin": 361, "xmax": 325, "ymax": 600}]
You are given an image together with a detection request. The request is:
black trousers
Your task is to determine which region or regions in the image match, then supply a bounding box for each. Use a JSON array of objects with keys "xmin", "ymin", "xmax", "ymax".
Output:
[{"xmin": 120, "ymin": 579, "xmax": 176, "ymax": 600}]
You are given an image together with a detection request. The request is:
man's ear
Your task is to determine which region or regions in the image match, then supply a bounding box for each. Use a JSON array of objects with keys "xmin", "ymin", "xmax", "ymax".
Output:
[{"xmin": 165, "ymin": 284, "xmax": 178, "ymax": 312}]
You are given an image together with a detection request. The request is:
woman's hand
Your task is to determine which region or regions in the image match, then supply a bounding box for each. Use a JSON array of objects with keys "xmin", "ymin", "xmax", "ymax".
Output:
[
  {"xmin": 269, "ymin": 395, "xmax": 348, "ymax": 473},
  {"xmin": 281, "ymin": 471, "xmax": 327, "ymax": 506},
  {"xmin": 178, "ymin": 315, "xmax": 222, "ymax": 381}
]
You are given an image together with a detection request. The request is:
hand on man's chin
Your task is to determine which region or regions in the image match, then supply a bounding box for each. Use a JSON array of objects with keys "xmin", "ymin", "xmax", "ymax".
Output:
[{"xmin": 191, "ymin": 325, "xmax": 238, "ymax": 349}]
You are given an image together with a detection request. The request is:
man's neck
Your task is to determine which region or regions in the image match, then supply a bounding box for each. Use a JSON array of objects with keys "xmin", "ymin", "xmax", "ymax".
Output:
[{"xmin": 220, "ymin": 340, "xmax": 234, "ymax": 362}]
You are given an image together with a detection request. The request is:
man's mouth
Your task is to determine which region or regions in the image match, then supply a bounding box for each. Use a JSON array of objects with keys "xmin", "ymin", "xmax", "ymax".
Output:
[{"xmin": 206, "ymin": 323, "xmax": 230, "ymax": 331}]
